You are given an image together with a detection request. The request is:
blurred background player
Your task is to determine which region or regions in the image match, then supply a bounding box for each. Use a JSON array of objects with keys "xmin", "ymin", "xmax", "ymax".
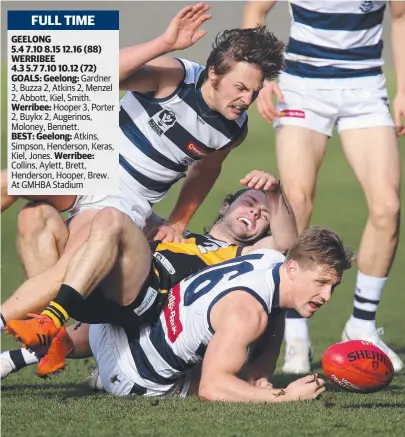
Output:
[{"xmin": 243, "ymin": 0, "xmax": 404, "ymax": 373}]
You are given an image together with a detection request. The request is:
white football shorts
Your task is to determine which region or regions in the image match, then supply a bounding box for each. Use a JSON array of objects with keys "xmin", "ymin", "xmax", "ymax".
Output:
[
  {"xmin": 68, "ymin": 166, "xmax": 152, "ymax": 229},
  {"xmin": 89, "ymin": 323, "xmax": 191, "ymax": 397},
  {"xmin": 273, "ymin": 73, "xmax": 394, "ymax": 137}
]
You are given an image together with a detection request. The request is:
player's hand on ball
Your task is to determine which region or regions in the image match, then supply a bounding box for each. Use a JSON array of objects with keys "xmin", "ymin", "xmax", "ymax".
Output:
[
  {"xmin": 162, "ymin": 3, "xmax": 212, "ymax": 52},
  {"xmin": 256, "ymin": 81, "xmax": 284, "ymax": 123},
  {"xmin": 147, "ymin": 223, "xmax": 184, "ymax": 243},
  {"xmin": 240, "ymin": 170, "xmax": 279, "ymax": 191},
  {"xmin": 285, "ymin": 374, "xmax": 326, "ymax": 401}
]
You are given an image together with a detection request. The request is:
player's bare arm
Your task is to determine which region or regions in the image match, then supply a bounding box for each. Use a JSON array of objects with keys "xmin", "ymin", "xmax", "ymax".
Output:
[
  {"xmin": 243, "ymin": 308, "xmax": 285, "ymax": 384},
  {"xmin": 149, "ymin": 131, "xmax": 247, "ymax": 242},
  {"xmin": 240, "ymin": 170, "xmax": 298, "ymax": 253},
  {"xmin": 391, "ymin": 0, "xmax": 405, "ymax": 136},
  {"xmin": 199, "ymin": 292, "xmax": 325, "ymax": 402},
  {"xmin": 242, "ymin": 1, "xmax": 277, "ymax": 28},
  {"xmin": 120, "ymin": 3, "xmax": 211, "ymax": 94}
]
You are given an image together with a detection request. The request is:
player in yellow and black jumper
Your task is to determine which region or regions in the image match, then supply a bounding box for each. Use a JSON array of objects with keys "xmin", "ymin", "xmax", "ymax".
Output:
[{"xmin": 5, "ymin": 171, "xmax": 298, "ymax": 376}]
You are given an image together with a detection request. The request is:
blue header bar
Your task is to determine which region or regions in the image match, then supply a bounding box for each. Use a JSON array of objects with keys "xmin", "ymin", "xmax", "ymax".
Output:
[{"xmin": 8, "ymin": 10, "xmax": 119, "ymax": 30}]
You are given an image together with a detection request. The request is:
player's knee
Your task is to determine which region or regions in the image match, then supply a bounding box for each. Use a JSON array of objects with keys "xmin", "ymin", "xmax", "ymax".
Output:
[
  {"xmin": 17, "ymin": 202, "xmax": 54, "ymax": 238},
  {"xmin": 369, "ymin": 196, "xmax": 400, "ymax": 230},
  {"xmin": 92, "ymin": 207, "xmax": 126, "ymax": 239}
]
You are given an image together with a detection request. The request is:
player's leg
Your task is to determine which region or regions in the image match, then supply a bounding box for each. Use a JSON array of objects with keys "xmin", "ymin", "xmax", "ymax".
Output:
[
  {"xmin": 3, "ymin": 209, "xmax": 97, "ymax": 327},
  {"xmin": 274, "ymin": 80, "xmax": 334, "ymax": 374},
  {"xmin": 339, "ymin": 124, "xmax": 402, "ymax": 372},
  {"xmin": 1, "ymin": 322, "xmax": 92, "ymax": 381},
  {"xmin": 17, "ymin": 202, "xmax": 69, "ymax": 277},
  {"xmin": 35, "ymin": 208, "xmax": 152, "ymax": 376},
  {"xmin": 0, "ymin": 202, "xmax": 70, "ymax": 379}
]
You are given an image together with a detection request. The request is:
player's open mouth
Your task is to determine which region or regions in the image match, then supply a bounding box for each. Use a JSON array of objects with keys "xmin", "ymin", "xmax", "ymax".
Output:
[
  {"xmin": 238, "ymin": 217, "xmax": 252, "ymax": 230},
  {"xmin": 309, "ymin": 301, "xmax": 321, "ymax": 310},
  {"xmin": 231, "ymin": 105, "xmax": 247, "ymax": 114}
]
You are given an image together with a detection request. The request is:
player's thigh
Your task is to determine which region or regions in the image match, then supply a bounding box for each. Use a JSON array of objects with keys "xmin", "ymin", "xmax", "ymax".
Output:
[
  {"xmin": 99, "ymin": 210, "xmax": 152, "ymax": 306},
  {"xmin": 53, "ymin": 209, "xmax": 100, "ymax": 272},
  {"xmin": 275, "ymin": 126, "xmax": 328, "ymax": 197},
  {"xmin": 339, "ymin": 126, "xmax": 401, "ymax": 209}
]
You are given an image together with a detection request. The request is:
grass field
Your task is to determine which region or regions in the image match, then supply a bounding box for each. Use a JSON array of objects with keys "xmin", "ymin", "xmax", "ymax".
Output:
[{"xmin": 1, "ymin": 71, "xmax": 405, "ymax": 436}]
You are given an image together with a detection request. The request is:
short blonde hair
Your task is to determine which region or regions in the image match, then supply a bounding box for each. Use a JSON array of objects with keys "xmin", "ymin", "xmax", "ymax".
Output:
[{"xmin": 285, "ymin": 227, "xmax": 355, "ymax": 275}]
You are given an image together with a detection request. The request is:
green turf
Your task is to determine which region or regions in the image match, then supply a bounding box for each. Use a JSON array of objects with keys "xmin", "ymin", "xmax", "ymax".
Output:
[{"xmin": 1, "ymin": 70, "xmax": 404, "ymax": 436}]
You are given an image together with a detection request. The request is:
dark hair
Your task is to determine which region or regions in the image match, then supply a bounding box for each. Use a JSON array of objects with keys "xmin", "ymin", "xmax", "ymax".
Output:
[
  {"xmin": 205, "ymin": 26, "xmax": 285, "ymax": 81},
  {"xmin": 285, "ymin": 227, "xmax": 355, "ymax": 275},
  {"xmin": 204, "ymin": 188, "xmax": 270, "ymax": 239}
]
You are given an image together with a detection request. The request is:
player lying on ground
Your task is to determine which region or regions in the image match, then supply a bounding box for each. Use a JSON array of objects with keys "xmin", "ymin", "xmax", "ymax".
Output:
[
  {"xmin": 0, "ymin": 2, "xmax": 285, "ymax": 342},
  {"xmin": 85, "ymin": 227, "xmax": 354, "ymax": 401},
  {"xmin": 2, "ymin": 170, "xmax": 298, "ymax": 378},
  {"xmin": 243, "ymin": 0, "xmax": 404, "ymax": 373}
]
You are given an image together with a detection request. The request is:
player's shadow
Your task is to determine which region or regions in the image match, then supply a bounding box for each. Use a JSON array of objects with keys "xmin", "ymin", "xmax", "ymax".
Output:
[
  {"xmin": 1, "ymin": 382, "xmax": 100, "ymax": 399},
  {"xmin": 343, "ymin": 402, "xmax": 405, "ymax": 409}
]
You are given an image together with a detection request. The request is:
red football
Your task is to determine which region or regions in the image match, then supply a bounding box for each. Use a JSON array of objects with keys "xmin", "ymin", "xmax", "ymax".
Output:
[{"xmin": 322, "ymin": 340, "xmax": 394, "ymax": 393}]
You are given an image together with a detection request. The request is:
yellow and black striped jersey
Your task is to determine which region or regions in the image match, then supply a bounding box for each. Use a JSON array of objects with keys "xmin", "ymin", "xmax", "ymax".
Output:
[{"xmin": 149, "ymin": 232, "xmax": 243, "ymax": 293}]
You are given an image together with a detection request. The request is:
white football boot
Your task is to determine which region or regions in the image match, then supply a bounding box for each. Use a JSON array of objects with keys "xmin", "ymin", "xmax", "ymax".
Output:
[
  {"xmin": 342, "ymin": 322, "xmax": 404, "ymax": 373},
  {"xmin": 282, "ymin": 339, "xmax": 314, "ymax": 374},
  {"xmin": 0, "ymin": 352, "xmax": 16, "ymax": 380}
]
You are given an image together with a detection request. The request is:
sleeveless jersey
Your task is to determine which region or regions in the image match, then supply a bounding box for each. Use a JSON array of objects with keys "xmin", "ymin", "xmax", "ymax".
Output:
[
  {"xmin": 128, "ymin": 249, "xmax": 286, "ymax": 393},
  {"xmin": 284, "ymin": 1, "xmax": 386, "ymax": 80},
  {"xmin": 150, "ymin": 232, "xmax": 243, "ymax": 293},
  {"xmin": 119, "ymin": 58, "xmax": 248, "ymax": 203}
]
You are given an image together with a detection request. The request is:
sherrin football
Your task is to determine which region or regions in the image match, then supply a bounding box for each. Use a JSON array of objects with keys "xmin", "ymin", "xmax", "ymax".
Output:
[{"xmin": 322, "ymin": 340, "xmax": 394, "ymax": 393}]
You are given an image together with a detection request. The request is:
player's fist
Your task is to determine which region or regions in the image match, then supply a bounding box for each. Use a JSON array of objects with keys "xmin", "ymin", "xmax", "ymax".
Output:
[
  {"xmin": 285, "ymin": 374, "xmax": 326, "ymax": 401},
  {"xmin": 240, "ymin": 170, "xmax": 279, "ymax": 191}
]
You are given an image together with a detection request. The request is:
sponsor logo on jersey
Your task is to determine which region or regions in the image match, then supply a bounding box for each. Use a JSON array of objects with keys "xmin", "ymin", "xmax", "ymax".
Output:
[
  {"xmin": 148, "ymin": 109, "xmax": 177, "ymax": 136},
  {"xmin": 187, "ymin": 142, "xmax": 207, "ymax": 157},
  {"xmin": 359, "ymin": 1, "xmax": 374, "ymax": 13},
  {"xmin": 153, "ymin": 252, "xmax": 176, "ymax": 275},
  {"xmin": 279, "ymin": 109, "xmax": 305, "ymax": 119},
  {"xmin": 164, "ymin": 283, "xmax": 183, "ymax": 342},
  {"xmin": 134, "ymin": 287, "xmax": 158, "ymax": 316}
]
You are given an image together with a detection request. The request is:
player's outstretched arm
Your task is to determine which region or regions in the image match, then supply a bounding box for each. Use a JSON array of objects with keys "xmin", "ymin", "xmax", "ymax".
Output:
[
  {"xmin": 199, "ymin": 292, "xmax": 325, "ymax": 403},
  {"xmin": 119, "ymin": 3, "xmax": 211, "ymax": 90},
  {"xmin": 242, "ymin": 1, "xmax": 277, "ymax": 28}
]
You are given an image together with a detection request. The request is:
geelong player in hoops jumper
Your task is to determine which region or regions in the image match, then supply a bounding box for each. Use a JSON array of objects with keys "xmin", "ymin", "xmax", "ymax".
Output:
[
  {"xmin": 88, "ymin": 227, "xmax": 354, "ymax": 401},
  {"xmin": 243, "ymin": 0, "xmax": 404, "ymax": 373},
  {"xmin": 0, "ymin": 4, "xmax": 285, "ymax": 344}
]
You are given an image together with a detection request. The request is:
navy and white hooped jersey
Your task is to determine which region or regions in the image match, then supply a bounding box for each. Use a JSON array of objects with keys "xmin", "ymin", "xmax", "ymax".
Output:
[
  {"xmin": 127, "ymin": 249, "xmax": 285, "ymax": 393},
  {"xmin": 284, "ymin": 1, "xmax": 387, "ymax": 81},
  {"xmin": 119, "ymin": 58, "xmax": 248, "ymax": 204}
]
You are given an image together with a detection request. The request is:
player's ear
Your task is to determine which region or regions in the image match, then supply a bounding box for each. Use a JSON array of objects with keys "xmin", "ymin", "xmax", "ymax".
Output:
[
  {"xmin": 208, "ymin": 66, "xmax": 220, "ymax": 88},
  {"xmin": 219, "ymin": 202, "xmax": 230, "ymax": 216},
  {"xmin": 286, "ymin": 259, "xmax": 298, "ymax": 281}
]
